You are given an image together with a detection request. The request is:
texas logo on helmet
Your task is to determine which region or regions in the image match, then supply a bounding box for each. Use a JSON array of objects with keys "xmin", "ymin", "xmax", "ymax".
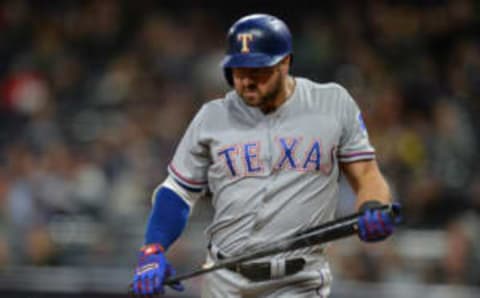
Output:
[{"xmin": 238, "ymin": 33, "xmax": 254, "ymax": 53}]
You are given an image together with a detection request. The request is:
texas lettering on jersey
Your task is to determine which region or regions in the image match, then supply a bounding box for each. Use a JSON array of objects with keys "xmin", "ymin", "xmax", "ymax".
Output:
[{"xmin": 217, "ymin": 136, "xmax": 336, "ymax": 177}]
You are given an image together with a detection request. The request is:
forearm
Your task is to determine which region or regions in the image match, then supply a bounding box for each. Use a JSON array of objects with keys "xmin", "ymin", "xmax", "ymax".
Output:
[
  {"xmin": 145, "ymin": 186, "xmax": 190, "ymax": 249},
  {"xmin": 353, "ymin": 171, "xmax": 392, "ymax": 211},
  {"xmin": 341, "ymin": 160, "xmax": 392, "ymax": 211},
  {"xmin": 144, "ymin": 175, "xmax": 204, "ymax": 249}
]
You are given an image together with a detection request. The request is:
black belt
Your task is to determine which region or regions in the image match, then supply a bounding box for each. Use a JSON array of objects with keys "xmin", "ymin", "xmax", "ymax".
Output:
[
  {"xmin": 210, "ymin": 245, "xmax": 306, "ymax": 282},
  {"xmin": 225, "ymin": 257, "xmax": 306, "ymax": 282}
]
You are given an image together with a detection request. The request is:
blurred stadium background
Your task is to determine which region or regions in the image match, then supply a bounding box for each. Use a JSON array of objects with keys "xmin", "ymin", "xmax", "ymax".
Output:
[{"xmin": 0, "ymin": 0, "xmax": 479, "ymax": 297}]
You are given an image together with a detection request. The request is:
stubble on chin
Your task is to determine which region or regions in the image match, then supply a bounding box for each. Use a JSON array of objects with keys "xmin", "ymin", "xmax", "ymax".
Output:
[{"xmin": 237, "ymin": 88, "xmax": 260, "ymax": 106}]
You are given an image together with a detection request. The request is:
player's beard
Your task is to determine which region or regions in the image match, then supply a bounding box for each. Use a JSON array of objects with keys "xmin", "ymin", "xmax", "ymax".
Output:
[{"xmin": 238, "ymin": 72, "xmax": 284, "ymax": 113}]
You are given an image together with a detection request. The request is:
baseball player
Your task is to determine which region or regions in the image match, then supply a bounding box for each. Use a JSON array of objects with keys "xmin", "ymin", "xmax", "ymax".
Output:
[{"xmin": 132, "ymin": 14, "xmax": 399, "ymax": 297}]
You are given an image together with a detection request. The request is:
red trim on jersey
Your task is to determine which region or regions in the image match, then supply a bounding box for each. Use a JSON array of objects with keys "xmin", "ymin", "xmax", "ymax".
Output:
[
  {"xmin": 168, "ymin": 163, "xmax": 207, "ymax": 186},
  {"xmin": 338, "ymin": 151, "xmax": 375, "ymax": 158}
]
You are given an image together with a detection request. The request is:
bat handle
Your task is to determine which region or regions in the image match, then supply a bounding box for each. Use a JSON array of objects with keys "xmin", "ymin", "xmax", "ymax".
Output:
[{"xmin": 387, "ymin": 203, "xmax": 403, "ymax": 224}]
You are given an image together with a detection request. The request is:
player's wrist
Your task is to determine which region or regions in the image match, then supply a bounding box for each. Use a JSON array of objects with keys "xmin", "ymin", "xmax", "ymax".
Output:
[
  {"xmin": 358, "ymin": 200, "xmax": 383, "ymax": 212},
  {"xmin": 140, "ymin": 243, "xmax": 165, "ymax": 256}
]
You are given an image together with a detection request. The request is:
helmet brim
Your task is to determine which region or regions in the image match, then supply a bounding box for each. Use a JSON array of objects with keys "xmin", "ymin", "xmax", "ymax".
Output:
[{"xmin": 221, "ymin": 53, "xmax": 286, "ymax": 68}]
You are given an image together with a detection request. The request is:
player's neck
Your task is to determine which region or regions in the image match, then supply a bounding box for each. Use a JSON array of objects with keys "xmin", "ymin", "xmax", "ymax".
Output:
[{"xmin": 260, "ymin": 76, "xmax": 295, "ymax": 114}]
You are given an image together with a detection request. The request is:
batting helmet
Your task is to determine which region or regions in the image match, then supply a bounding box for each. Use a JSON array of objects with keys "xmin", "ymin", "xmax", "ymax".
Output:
[{"xmin": 221, "ymin": 14, "xmax": 293, "ymax": 85}]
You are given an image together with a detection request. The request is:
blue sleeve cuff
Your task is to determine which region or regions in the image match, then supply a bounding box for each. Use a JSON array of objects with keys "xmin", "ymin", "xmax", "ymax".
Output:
[{"xmin": 144, "ymin": 187, "xmax": 191, "ymax": 250}]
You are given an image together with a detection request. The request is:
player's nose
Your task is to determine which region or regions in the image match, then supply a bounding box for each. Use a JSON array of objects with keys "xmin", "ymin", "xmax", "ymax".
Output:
[
  {"xmin": 233, "ymin": 70, "xmax": 258, "ymax": 88},
  {"xmin": 239, "ymin": 75, "xmax": 256, "ymax": 87}
]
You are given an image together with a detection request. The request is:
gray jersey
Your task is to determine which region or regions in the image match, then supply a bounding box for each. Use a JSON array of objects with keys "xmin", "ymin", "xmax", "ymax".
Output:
[{"xmin": 168, "ymin": 77, "xmax": 375, "ymax": 258}]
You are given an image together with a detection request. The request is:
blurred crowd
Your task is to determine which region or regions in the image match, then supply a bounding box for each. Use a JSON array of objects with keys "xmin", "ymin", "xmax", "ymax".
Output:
[{"xmin": 0, "ymin": 0, "xmax": 479, "ymax": 290}]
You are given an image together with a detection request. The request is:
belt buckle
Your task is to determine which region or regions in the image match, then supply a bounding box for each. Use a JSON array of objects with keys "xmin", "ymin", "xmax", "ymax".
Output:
[{"xmin": 231, "ymin": 258, "xmax": 306, "ymax": 281}]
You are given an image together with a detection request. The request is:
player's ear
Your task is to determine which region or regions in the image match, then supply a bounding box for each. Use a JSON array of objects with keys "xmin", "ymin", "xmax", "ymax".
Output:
[{"xmin": 279, "ymin": 55, "xmax": 291, "ymax": 74}]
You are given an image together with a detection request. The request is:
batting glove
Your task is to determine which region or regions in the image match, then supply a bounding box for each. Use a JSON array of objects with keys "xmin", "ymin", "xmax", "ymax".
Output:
[
  {"xmin": 132, "ymin": 243, "xmax": 184, "ymax": 296},
  {"xmin": 357, "ymin": 201, "xmax": 402, "ymax": 242}
]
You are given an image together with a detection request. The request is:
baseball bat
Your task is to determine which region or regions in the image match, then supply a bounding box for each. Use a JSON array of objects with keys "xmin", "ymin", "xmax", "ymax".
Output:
[{"xmin": 129, "ymin": 203, "xmax": 401, "ymax": 294}]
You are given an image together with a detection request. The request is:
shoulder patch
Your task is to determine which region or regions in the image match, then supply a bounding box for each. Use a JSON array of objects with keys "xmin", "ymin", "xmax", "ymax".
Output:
[{"xmin": 358, "ymin": 112, "xmax": 368, "ymax": 135}]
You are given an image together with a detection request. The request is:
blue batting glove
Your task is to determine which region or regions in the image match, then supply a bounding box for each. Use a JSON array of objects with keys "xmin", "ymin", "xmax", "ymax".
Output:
[
  {"xmin": 357, "ymin": 201, "xmax": 402, "ymax": 242},
  {"xmin": 132, "ymin": 243, "xmax": 184, "ymax": 296}
]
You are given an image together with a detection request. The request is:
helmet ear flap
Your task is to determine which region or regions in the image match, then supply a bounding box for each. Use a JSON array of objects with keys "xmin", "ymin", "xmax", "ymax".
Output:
[{"xmin": 224, "ymin": 68, "xmax": 233, "ymax": 86}]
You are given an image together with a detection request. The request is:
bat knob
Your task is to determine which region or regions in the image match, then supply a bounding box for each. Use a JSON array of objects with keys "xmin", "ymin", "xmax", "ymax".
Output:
[{"xmin": 389, "ymin": 203, "xmax": 403, "ymax": 225}]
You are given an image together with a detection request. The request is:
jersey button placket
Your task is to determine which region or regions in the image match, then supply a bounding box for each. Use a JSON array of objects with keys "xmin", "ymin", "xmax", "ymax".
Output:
[
  {"xmin": 265, "ymin": 115, "xmax": 276, "ymax": 174},
  {"xmin": 252, "ymin": 187, "xmax": 267, "ymax": 231},
  {"xmin": 251, "ymin": 117, "xmax": 273, "ymax": 233},
  {"xmin": 260, "ymin": 118, "xmax": 272, "ymax": 172}
]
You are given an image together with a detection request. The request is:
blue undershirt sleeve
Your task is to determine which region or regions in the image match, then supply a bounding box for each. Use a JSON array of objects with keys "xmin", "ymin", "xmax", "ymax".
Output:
[{"xmin": 144, "ymin": 186, "xmax": 191, "ymax": 250}]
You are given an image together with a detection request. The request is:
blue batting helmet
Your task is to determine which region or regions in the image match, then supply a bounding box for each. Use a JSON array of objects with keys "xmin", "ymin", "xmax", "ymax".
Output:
[{"xmin": 221, "ymin": 14, "xmax": 293, "ymax": 85}]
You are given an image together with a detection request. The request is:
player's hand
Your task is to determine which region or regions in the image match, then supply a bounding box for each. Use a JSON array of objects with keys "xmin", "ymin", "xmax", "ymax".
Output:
[
  {"xmin": 132, "ymin": 243, "xmax": 184, "ymax": 296},
  {"xmin": 357, "ymin": 202, "xmax": 401, "ymax": 242}
]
